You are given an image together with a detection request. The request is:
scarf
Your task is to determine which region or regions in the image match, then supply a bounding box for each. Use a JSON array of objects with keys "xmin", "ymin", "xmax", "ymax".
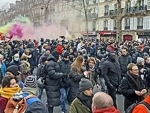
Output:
[
  {"xmin": 0, "ymin": 85, "xmax": 21, "ymax": 99},
  {"xmin": 22, "ymin": 87, "xmax": 37, "ymax": 95}
]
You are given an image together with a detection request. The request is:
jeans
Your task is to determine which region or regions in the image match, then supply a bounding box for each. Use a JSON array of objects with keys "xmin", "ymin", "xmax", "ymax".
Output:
[
  {"xmin": 60, "ymin": 88, "xmax": 67, "ymax": 112},
  {"xmin": 37, "ymin": 88, "xmax": 43, "ymax": 99}
]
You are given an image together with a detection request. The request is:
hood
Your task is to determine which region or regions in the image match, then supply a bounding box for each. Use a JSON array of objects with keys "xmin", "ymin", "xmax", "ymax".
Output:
[
  {"xmin": 47, "ymin": 54, "xmax": 56, "ymax": 61},
  {"xmin": 93, "ymin": 106, "xmax": 120, "ymax": 113}
]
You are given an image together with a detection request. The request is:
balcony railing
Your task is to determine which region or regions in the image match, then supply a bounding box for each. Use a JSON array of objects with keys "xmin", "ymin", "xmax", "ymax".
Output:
[
  {"xmin": 104, "ymin": 27, "xmax": 108, "ymax": 30},
  {"xmin": 108, "ymin": 5, "xmax": 147, "ymax": 16},
  {"xmin": 104, "ymin": 12, "xmax": 109, "ymax": 16},
  {"xmin": 125, "ymin": 26, "xmax": 130, "ymax": 30},
  {"xmin": 137, "ymin": 26, "xmax": 143, "ymax": 29}
]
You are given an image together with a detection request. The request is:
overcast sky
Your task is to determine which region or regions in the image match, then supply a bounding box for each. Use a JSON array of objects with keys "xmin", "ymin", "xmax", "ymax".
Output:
[{"xmin": 0, "ymin": 0, "xmax": 17, "ymax": 9}]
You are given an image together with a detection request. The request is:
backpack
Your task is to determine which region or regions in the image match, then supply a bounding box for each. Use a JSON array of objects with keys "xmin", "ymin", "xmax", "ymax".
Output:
[
  {"xmin": 4, "ymin": 93, "xmax": 36, "ymax": 113},
  {"xmin": 126, "ymin": 101, "xmax": 150, "ymax": 113},
  {"xmin": 19, "ymin": 62, "xmax": 30, "ymax": 74}
]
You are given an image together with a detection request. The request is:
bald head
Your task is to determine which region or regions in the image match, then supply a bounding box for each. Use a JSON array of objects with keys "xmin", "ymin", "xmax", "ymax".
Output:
[{"xmin": 92, "ymin": 92, "xmax": 113, "ymax": 109}]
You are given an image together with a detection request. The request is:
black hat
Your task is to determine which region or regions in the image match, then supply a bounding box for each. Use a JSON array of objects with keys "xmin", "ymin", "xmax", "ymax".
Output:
[
  {"xmin": 79, "ymin": 78, "xmax": 93, "ymax": 92},
  {"xmin": 24, "ymin": 75, "xmax": 37, "ymax": 88},
  {"xmin": 6, "ymin": 65, "xmax": 19, "ymax": 76}
]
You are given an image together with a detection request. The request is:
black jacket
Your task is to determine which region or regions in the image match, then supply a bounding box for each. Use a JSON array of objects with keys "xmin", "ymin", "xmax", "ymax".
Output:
[
  {"xmin": 118, "ymin": 55, "xmax": 132, "ymax": 77},
  {"xmin": 119, "ymin": 73, "xmax": 145, "ymax": 110},
  {"xmin": 101, "ymin": 58, "xmax": 121, "ymax": 88},
  {"xmin": 45, "ymin": 54, "xmax": 63, "ymax": 107},
  {"xmin": 58, "ymin": 59, "xmax": 72, "ymax": 88},
  {"xmin": 67, "ymin": 66, "xmax": 85, "ymax": 104}
]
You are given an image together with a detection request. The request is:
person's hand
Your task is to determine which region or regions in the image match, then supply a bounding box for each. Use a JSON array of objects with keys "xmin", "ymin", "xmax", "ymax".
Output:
[
  {"xmin": 140, "ymin": 68, "xmax": 146, "ymax": 73},
  {"xmin": 84, "ymin": 71, "xmax": 89, "ymax": 77},
  {"xmin": 141, "ymin": 89, "xmax": 147, "ymax": 95},
  {"xmin": 135, "ymin": 90, "xmax": 142, "ymax": 96}
]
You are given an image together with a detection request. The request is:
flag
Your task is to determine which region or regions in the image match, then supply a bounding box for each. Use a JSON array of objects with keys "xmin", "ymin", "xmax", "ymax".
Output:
[{"xmin": 65, "ymin": 30, "xmax": 72, "ymax": 40}]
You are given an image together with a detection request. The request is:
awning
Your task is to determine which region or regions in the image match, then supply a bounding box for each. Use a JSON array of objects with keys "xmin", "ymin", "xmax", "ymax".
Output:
[{"xmin": 99, "ymin": 31, "xmax": 116, "ymax": 35}]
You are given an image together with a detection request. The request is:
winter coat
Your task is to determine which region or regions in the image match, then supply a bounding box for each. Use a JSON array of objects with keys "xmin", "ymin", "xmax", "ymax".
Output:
[
  {"xmin": 58, "ymin": 59, "xmax": 71, "ymax": 88},
  {"xmin": 132, "ymin": 51, "xmax": 144, "ymax": 63},
  {"xmin": 118, "ymin": 55, "xmax": 132, "ymax": 77},
  {"xmin": 70, "ymin": 93, "xmax": 92, "ymax": 113},
  {"xmin": 22, "ymin": 93, "xmax": 48, "ymax": 113},
  {"xmin": 132, "ymin": 95, "xmax": 150, "ymax": 113},
  {"xmin": 67, "ymin": 66, "xmax": 84, "ymax": 104},
  {"xmin": 28, "ymin": 48, "xmax": 38, "ymax": 67},
  {"xmin": 45, "ymin": 54, "xmax": 63, "ymax": 107},
  {"xmin": 93, "ymin": 106, "xmax": 120, "ymax": 113},
  {"xmin": 118, "ymin": 73, "xmax": 146, "ymax": 110},
  {"xmin": 0, "ymin": 97, "xmax": 8, "ymax": 113},
  {"xmin": 101, "ymin": 58, "xmax": 121, "ymax": 88}
]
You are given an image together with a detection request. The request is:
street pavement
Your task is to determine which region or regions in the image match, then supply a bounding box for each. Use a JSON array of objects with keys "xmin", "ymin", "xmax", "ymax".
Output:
[
  {"xmin": 40, "ymin": 90, "xmax": 124, "ymax": 113},
  {"xmin": 33, "ymin": 68, "xmax": 125, "ymax": 113}
]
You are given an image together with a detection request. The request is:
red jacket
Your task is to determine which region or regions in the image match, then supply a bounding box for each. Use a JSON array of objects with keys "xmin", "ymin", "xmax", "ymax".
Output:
[
  {"xmin": 132, "ymin": 95, "xmax": 150, "ymax": 113},
  {"xmin": 93, "ymin": 106, "xmax": 120, "ymax": 113},
  {"xmin": 0, "ymin": 97, "xmax": 8, "ymax": 113}
]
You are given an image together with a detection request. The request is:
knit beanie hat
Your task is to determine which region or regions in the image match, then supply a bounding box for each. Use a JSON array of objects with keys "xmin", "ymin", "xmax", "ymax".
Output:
[
  {"xmin": 137, "ymin": 57, "xmax": 144, "ymax": 64},
  {"xmin": 6, "ymin": 65, "xmax": 19, "ymax": 76},
  {"xmin": 79, "ymin": 78, "xmax": 93, "ymax": 92},
  {"xmin": 56, "ymin": 45, "xmax": 63, "ymax": 55},
  {"xmin": 24, "ymin": 75, "xmax": 37, "ymax": 88}
]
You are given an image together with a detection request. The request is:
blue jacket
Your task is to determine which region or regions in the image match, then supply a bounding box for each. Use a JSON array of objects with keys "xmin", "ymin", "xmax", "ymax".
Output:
[{"xmin": 1, "ymin": 62, "xmax": 6, "ymax": 77}]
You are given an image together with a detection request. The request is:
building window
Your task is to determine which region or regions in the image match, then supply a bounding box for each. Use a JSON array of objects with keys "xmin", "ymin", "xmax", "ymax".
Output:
[
  {"xmin": 104, "ymin": 5, "xmax": 109, "ymax": 15},
  {"xmin": 114, "ymin": 20, "xmax": 116, "ymax": 30},
  {"xmin": 137, "ymin": 17, "xmax": 143, "ymax": 29},
  {"xmin": 125, "ymin": 18, "xmax": 130, "ymax": 29},
  {"xmin": 92, "ymin": 21, "xmax": 96, "ymax": 31},
  {"xmin": 104, "ymin": 20, "xmax": 108, "ymax": 30}
]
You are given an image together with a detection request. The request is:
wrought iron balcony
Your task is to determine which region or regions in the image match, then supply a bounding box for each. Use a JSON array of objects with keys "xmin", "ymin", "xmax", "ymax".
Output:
[
  {"xmin": 104, "ymin": 12, "xmax": 109, "ymax": 16},
  {"xmin": 125, "ymin": 26, "xmax": 130, "ymax": 29},
  {"xmin": 137, "ymin": 26, "xmax": 143, "ymax": 29},
  {"xmin": 104, "ymin": 27, "xmax": 108, "ymax": 30}
]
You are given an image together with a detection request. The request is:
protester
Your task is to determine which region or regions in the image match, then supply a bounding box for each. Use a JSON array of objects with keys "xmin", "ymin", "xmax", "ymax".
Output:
[
  {"xmin": 0, "ymin": 54, "xmax": 6, "ymax": 84},
  {"xmin": 132, "ymin": 90, "xmax": 150, "ymax": 113},
  {"xmin": 101, "ymin": 52, "xmax": 121, "ymax": 108},
  {"xmin": 45, "ymin": 51, "xmax": 67, "ymax": 113},
  {"xmin": 70, "ymin": 78, "xmax": 93, "ymax": 113},
  {"xmin": 92, "ymin": 92, "xmax": 120, "ymax": 113},
  {"xmin": 0, "ymin": 76, "xmax": 21, "ymax": 113},
  {"xmin": 67, "ymin": 55, "xmax": 86, "ymax": 104},
  {"xmin": 119, "ymin": 63, "xmax": 147, "ymax": 111}
]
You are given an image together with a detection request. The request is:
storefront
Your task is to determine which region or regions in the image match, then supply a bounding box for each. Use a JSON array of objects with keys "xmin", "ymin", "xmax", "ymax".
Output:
[
  {"xmin": 123, "ymin": 34, "xmax": 133, "ymax": 41},
  {"xmin": 82, "ymin": 31, "xmax": 97, "ymax": 38},
  {"xmin": 99, "ymin": 31, "xmax": 116, "ymax": 39},
  {"xmin": 137, "ymin": 32, "xmax": 150, "ymax": 40}
]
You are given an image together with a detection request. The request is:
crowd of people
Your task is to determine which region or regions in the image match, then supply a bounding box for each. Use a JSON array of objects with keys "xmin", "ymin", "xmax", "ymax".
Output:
[{"xmin": 0, "ymin": 37, "xmax": 150, "ymax": 113}]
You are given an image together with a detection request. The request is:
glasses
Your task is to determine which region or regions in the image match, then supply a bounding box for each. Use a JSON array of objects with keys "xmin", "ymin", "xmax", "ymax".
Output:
[{"xmin": 131, "ymin": 69, "xmax": 139, "ymax": 71}]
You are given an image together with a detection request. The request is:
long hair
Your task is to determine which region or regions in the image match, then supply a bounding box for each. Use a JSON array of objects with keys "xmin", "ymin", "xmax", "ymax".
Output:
[{"xmin": 71, "ymin": 55, "xmax": 84, "ymax": 74}]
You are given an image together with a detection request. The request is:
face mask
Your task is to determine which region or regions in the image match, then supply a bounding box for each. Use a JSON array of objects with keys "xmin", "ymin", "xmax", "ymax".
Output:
[{"xmin": 14, "ymin": 58, "xmax": 19, "ymax": 61}]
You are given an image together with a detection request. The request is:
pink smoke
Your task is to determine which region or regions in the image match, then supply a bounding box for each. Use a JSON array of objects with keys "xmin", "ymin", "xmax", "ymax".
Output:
[{"xmin": 8, "ymin": 23, "xmax": 23, "ymax": 38}]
